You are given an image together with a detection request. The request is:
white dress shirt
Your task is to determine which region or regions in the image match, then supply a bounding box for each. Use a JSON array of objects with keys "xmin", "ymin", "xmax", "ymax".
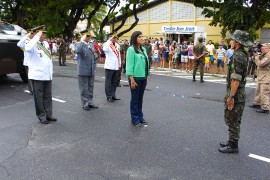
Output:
[{"xmin": 25, "ymin": 35, "xmax": 53, "ymax": 80}]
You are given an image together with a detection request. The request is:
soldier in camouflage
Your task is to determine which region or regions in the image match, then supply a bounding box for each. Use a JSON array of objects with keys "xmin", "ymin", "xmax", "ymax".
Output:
[
  {"xmin": 57, "ymin": 35, "xmax": 67, "ymax": 66},
  {"xmin": 120, "ymin": 40, "xmax": 129, "ymax": 73},
  {"xmin": 192, "ymin": 37, "xmax": 208, "ymax": 82},
  {"xmin": 219, "ymin": 30, "xmax": 253, "ymax": 153}
]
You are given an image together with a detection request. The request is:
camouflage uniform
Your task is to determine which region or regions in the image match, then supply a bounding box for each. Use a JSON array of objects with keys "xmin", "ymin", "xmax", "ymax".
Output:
[
  {"xmin": 143, "ymin": 43, "xmax": 152, "ymax": 66},
  {"xmin": 192, "ymin": 42, "xmax": 207, "ymax": 81},
  {"xmin": 224, "ymin": 46, "xmax": 248, "ymax": 143},
  {"xmin": 120, "ymin": 43, "xmax": 129, "ymax": 73},
  {"xmin": 219, "ymin": 30, "xmax": 252, "ymax": 153},
  {"xmin": 58, "ymin": 39, "xmax": 66, "ymax": 66}
]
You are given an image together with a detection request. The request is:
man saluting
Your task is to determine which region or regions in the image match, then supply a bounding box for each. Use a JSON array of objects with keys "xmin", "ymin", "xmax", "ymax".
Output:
[{"xmin": 25, "ymin": 29, "xmax": 57, "ymax": 124}]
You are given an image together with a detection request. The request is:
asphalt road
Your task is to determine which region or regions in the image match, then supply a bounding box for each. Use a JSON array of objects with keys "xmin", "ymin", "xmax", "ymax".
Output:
[{"xmin": 0, "ymin": 61, "xmax": 269, "ymax": 180}]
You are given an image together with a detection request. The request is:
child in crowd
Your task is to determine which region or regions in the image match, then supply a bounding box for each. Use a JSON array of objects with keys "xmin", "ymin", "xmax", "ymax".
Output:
[
  {"xmin": 216, "ymin": 44, "xmax": 226, "ymax": 74},
  {"xmin": 153, "ymin": 45, "xmax": 159, "ymax": 69},
  {"xmin": 204, "ymin": 53, "xmax": 210, "ymax": 73}
]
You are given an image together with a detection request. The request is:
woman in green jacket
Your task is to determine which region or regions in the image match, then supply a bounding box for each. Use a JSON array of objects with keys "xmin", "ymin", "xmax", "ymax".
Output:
[{"xmin": 126, "ymin": 31, "xmax": 150, "ymax": 127}]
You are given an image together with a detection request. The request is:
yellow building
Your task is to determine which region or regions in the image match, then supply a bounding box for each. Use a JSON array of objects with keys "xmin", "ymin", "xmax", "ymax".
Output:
[{"xmin": 112, "ymin": 0, "xmax": 270, "ymax": 44}]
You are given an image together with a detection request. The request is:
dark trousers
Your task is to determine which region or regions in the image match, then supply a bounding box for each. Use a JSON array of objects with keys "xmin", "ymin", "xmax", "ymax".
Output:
[
  {"xmin": 59, "ymin": 51, "xmax": 66, "ymax": 65},
  {"xmin": 78, "ymin": 75, "xmax": 95, "ymax": 108},
  {"xmin": 24, "ymin": 66, "xmax": 33, "ymax": 94},
  {"xmin": 117, "ymin": 69, "xmax": 122, "ymax": 86},
  {"xmin": 193, "ymin": 59, "xmax": 205, "ymax": 80},
  {"xmin": 129, "ymin": 79, "xmax": 147, "ymax": 125},
  {"xmin": 31, "ymin": 80, "xmax": 53, "ymax": 121},
  {"xmin": 105, "ymin": 69, "xmax": 118, "ymax": 98},
  {"xmin": 247, "ymin": 60, "xmax": 256, "ymax": 75}
]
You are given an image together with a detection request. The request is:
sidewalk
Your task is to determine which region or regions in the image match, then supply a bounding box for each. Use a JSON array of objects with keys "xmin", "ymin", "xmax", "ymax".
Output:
[{"xmin": 54, "ymin": 55, "xmax": 255, "ymax": 82}]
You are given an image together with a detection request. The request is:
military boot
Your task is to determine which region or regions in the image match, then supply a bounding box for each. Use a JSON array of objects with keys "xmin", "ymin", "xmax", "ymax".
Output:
[
  {"xmin": 200, "ymin": 76, "xmax": 204, "ymax": 83},
  {"xmin": 219, "ymin": 141, "xmax": 238, "ymax": 153},
  {"xmin": 219, "ymin": 141, "xmax": 229, "ymax": 147},
  {"xmin": 192, "ymin": 76, "xmax": 196, "ymax": 82}
]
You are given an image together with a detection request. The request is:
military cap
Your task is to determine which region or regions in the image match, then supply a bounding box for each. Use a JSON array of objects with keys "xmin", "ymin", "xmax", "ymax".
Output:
[
  {"xmin": 228, "ymin": 30, "xmax": 253, "ymax": 46},
  {"xmin": 198, "ymin": 37, "xmax": 203, "ymax": 42}
]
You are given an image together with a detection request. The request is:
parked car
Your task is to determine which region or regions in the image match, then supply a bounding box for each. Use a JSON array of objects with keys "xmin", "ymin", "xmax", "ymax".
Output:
[{"xmin": 0, "ymin": 21, "xmax": 28, "ymax": 82}]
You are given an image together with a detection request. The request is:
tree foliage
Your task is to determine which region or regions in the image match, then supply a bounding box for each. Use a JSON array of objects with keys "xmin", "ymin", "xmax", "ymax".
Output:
[
  {"xmin": 0, "ymin": 0, "xmax": 149, "ymax": 38},
  {"xmin": 192, "ymin": 0, "xmax": 270, "ymax": 40}
]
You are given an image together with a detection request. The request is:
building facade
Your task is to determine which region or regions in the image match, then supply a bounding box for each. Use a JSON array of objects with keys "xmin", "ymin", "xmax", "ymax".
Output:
[{"xmin": 112, "ymin": 0, "xmax": 270, "ymax": 44}]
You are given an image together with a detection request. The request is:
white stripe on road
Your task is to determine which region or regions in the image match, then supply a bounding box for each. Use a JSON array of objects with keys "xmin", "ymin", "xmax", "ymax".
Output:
[
  {"xmin": 52, "ymin": 98, "xmax": 66, "ymax": 103},
  {"xmin": 249, "ymin": 153, "xmax": 270, "ymax": 163},
  {"xmin": 120, "ymin": 80, "xmax": 128, "ymax": 83},
  {"xmin": 24, "ymin": 90, "xmax": 66, "ymax": 103}
]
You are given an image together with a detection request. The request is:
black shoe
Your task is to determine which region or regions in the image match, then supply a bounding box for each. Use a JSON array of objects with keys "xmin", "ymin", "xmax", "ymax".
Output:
[
  {"xmin": 141, "ymin": 120, "xmax": 148, "ymax": 127},
  {"xmin": 256, "ymin": 109, "xmax": 269, "ymax": 114},
  {"xmin": 63, "ymin": 64, "xmax": 67, "ymax": 66},
  {"xmin": 248, "ymin": 104, "xmax": 261, "ymax": 109},
  {"xmin": 200, "ymin": 80, "xmax": 204, "ymax": 83},
  {"xmin": 59, "ymin": 64, "xmax": 62, "ymax": 66},
  {"xmin": 112, "ymin": 97, "xmax": 121, "ymax": 100},
  {"xmin": 107, "ymin": 98, "xmax": 114, "ymax": 102},
  {"xmin": 88, "ymin": 104, "xmax": 98, "ymax": 108},
  {"xmin": 133, "ymin": 123, "xmax": 143, "ymax": 127},
  {"xmin": 220, "ymin": 141, "xmax": 229, "ymax": 147},
  {"xmin": 46, "ymin": 117, "xmax": 57, "ymax": 121},
  {"xmin": 192, "ymin": 79, "xmax": 196, "ymax": 82},
  {"xmin": 83, "ymin": 106, "xmax": 91, "ymax": 111},
  {"xmin": 219, "ymin": 145, "xmax": 239, "ymax": 153},
  {"xmin": 40, "ymin": 119, "xmax": 49, "ymax": 124}
]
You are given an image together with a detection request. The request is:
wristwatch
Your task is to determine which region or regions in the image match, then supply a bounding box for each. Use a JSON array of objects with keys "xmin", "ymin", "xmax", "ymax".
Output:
[{"xmin": 229, "ymin": 94, "xmax": 235, "ymax": 99}]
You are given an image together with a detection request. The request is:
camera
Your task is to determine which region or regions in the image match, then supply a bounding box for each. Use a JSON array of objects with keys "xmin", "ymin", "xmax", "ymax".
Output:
[{"xmin": 253, "ymin": 42, "xmax": 262, "ymax": 54}]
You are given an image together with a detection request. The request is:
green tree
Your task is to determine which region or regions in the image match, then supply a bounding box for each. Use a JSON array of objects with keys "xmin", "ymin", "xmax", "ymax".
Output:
[
  {"xmin": 193, "ymin": 0, "xmax": 270, "ymax": 40},
  {"xmin": 0, "ymin": 0, "xmax": 150, "ymax": 38},
  {"xmin": 99, "ymin": 0, "xmax": 149, "ymax": 37}
]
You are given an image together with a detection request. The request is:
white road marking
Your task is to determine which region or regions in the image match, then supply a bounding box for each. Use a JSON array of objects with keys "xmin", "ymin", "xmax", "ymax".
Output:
[
  {"xmin": 249, "ymin": 153, "xmax": 270, "ymax": 163},
  {"xmin": 24, "ymin": 90, "xmax": 66, "ymax": 103},
  {"xmin": 52, "ymin": 98, "xmax": 66, "ymax": 103},
  {"xmin": 120, "ymin": 80, "xmax": 128, "ymax": 83}
]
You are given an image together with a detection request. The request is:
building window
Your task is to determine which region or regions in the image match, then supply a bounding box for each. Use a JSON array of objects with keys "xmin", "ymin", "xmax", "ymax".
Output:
[
  {"xmin": 260, "ymin": 28, "xmax": 270, "ymax": 43},
  {"xmin": 130, "ymin": 11, "xmax": 148, "ymax": 24},
  {"xmin": 150, "ymin": 2, "xmax": 169, "ymax": 21},
  {"xmin": 172, "ymin": 2, "xmax": 194, "ymax": 20},
  {"xmin": 196, "ymin": 7, "xmax": 206, "ymax": 18}
]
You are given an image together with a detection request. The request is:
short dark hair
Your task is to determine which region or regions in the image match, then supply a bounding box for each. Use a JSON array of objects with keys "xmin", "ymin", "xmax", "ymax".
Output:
[{"xmin": 130, "ymin": 31, "xmax": 142, "ymax": 53}]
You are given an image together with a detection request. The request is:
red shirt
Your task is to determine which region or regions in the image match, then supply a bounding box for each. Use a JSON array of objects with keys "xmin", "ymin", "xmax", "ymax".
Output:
[{"xmin": 94, "ymin": 43, "xmax": 99, "ymax": 52}]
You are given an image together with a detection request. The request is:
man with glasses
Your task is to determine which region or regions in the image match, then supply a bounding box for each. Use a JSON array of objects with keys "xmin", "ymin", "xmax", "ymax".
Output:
[{"xmin": 249, "ymin": 43, "xmax": 270, "ymax": 114}]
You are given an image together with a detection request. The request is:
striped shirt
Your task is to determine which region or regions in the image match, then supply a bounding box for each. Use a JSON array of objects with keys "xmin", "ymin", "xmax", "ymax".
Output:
[{"xmin": 216, "ymin": 48, "xmax": 226, "ymax": 60}]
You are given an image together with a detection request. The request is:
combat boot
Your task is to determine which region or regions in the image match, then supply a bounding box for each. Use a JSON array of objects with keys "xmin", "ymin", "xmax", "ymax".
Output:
[
  {"xmin": 219, "ymin": 141, "xmax": 229, "ymax": 147},
  {"xmin": 256, "ymin": 109, "xmax": 269, "ymax": 114},
  {"xmin": 219, "ymin": 141, "xmax": 238, "ymax": 153},
  {"xmin": 192, "ymin": 76, "xmax": 196, "ymax": 82}
]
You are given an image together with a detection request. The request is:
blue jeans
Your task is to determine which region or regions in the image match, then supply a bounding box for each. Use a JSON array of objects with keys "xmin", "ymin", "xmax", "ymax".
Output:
[{"xmin": 129, "ymin": 78, "xmax": 147, "ymax": 125}]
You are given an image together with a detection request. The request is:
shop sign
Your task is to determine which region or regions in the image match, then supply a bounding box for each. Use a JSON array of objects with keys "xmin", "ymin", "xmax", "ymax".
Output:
[{"xmin": 162, "ymin": 26, "xmax": 197, "ymax": 33}]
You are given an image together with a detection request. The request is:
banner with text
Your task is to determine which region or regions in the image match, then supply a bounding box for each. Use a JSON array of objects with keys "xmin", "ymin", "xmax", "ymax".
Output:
[{"xmin": 162, "ymin": 26, "xmax": 198, "ymax": 33}]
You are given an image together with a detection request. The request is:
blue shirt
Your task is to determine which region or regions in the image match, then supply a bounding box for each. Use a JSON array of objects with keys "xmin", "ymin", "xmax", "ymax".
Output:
[{"xmin": 226, "ymin": 49, "xmax": 233, "ymax": 64}]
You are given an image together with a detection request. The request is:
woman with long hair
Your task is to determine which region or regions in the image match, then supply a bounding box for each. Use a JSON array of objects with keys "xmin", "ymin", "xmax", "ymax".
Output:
[{"xmin": 126, "ymin": 31, "xmax": 150, "ymax": 127}]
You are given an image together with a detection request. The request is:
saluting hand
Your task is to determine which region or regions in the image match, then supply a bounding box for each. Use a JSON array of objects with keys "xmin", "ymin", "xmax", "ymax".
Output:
[{"xmin": 36, "ymin": 31, "xmax": 43, "ymax": 37}]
